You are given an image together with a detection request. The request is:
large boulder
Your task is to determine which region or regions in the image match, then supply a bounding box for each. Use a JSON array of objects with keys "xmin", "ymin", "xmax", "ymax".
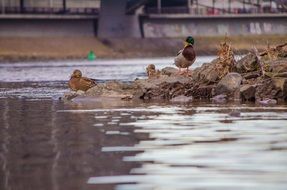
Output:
[
  {"xmin": 272, "ymin": 77, "xmax": 287, "ymax": 100},
  {"xmin": 240, "ymin": 84, "xmax": 256, "ymax": 101},
  {"xmin": 161, "ymin": 67, "xmax": 178, "ymax": 76},
  {"xmin": 214, "ymin": 72, "xmax": 243, "ymax": 96},
  {"xmin": 192, "ymin": 59, "xmax": 220, "ymax": 84},
  {"xmin": 134, "ymin": 75, "xmax": 192, "ymax": 100},
  {"xmin": 255, "ymin": 78, "xmax": 281, "ymax": 101},
  {"xmin": 235, "ymin": 53, "xmax": 258, "ymax": 73},
  {"xmin": 255, "ymin": 75, "xmax": 287, "ymax": 102},
  {"xmin": 187, "ymin": 84, "xmax": 214, "ymax": 99}
]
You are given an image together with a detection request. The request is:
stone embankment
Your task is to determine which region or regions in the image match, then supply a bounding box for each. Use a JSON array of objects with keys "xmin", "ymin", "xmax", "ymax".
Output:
[{"xmin": 63, "ymin": 43, "xmax": 287, "ymax": 105}]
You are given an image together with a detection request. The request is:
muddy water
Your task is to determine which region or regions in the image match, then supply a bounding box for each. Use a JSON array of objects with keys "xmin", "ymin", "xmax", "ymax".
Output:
[{"xmin": 0, "ymin": 57, "xmax": 287, "ymax": 190}]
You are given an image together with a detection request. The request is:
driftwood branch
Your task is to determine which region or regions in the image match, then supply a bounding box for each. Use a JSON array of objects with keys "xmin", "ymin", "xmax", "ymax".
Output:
[
  {"xmin": 253, "ymin": 46, "xmax": 265, "ymax": 76},
  {"xmin": 259, "ymin": 42, "xmax": 287, "ymax": 56}
]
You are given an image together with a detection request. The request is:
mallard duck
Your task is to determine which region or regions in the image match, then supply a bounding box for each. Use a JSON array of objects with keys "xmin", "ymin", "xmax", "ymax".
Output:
[
  {"xmin": 68, "ymin": 69, "xmax": 96, "ymax": 91},
  {"xmin": 146, "ymin": 64, "xmax": 160, "ymax": 78},
  {"xmin": 174, "ymin": 36, "xmax": 196, "ymax": 74}
]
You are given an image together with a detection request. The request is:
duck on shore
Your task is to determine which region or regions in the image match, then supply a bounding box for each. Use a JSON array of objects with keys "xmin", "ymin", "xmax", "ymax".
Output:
[
  {"xmin": 68, "ymin": 69, "xmax": 97, "ymax": 91},
  {"xmin": 174, "ymin": 36, "xmax": 196, "ymax": 74},
  {"xmin": 146, "ymin": 64, "xmax": 160, "ymax": 78}
]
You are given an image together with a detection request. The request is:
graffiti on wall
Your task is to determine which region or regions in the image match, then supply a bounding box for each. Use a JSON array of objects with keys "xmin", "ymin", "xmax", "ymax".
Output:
[
  {"xmin": 249, "ymin": 22, "xmax": 274, "ymax": 34},
  {"xmin": 143, "ymin": 20, "xmax": 286, "ymax": 37}
]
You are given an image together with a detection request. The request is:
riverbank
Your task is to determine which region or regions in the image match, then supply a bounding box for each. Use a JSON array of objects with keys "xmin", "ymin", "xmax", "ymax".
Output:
[
  {"xmin": 0, "ymin": 35, "xmax": 286, "ymax": 62},
  {"xmin": 63, "ymin": 42, "xmax": 287, "ymax": 104}
]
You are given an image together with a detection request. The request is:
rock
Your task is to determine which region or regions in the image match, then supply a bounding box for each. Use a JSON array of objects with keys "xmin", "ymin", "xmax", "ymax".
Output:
[
  {"xmin": 62, "ymin": 92, "xmax": 78, "ymax": 101},
  {"xmin": 86, "ymin": 81, "xmax": 141, "ymax": 99},
  {"xmin": 161, "ymin": 67, "xmax": 178, "ymax": 76},
  {"xmin": 273, "ymin": 72, "xmax": 287, "ymax": 78},
  {"xmin": 255, "ymin": 78, "xmax": 281, "ymax": 101},
  {"xmin": 170, "ymin": 95, "xmax": 193, "ymax": 103},
  {"xmin": 258, "ymin": 99, "xmax": 277, "ymax": 105},
  {"xmin": 192, "ymin": 59, "xmax": 220, "ymax": 84},
  {"xmin": 135, "ymin": 75, "xmax": 191, "ymax": 90},
  {"xmin": 272, "ymin": 77, "xmax": 287, "ymax": 100},
  {"xmin": 134, "ymin": 74, "xmax": 193, "ymax": 100},
  {"xmin": 278, "ymin": 45, "xmax": 287, "ymax": 57},
  {"xmin": 142, "ymin": 82, "xmax": 185, "ymax": 100},
  {"xmin": 165, "ymin": 75, "xmax": 191, "ymax": 84},
  {"xmin": 243, "ymin": 71, "xmax": 260, "ymax": 79},
  {"xmin": 205, "ymin": 69, "xmax": 220, "ymax": 84},
  {"xmin": 240, "ymin": 85, "xmax": 256, "ymax": 101},
  {"xmin": 214, "ymin": 72, "xmax": 242, "ymax": 96},
  {"xmin": 211, "ymin": 94, "xmax": 227, "ymax": 103},
  {"xmin": 105, "ymin": 80, "xmax": 124, "ymax": 90},
  {"xmin": 272, "ymin": 78, "xmax": 287, "ymax": 92},
  {"xmin": 188, "ymin": 85, "xmax": 214, "ymax": 99},
  {"xmin": 236, "ymin": 53, "xmax": 258, "ymax": 73},
  {"xmin": 76, "ymin": 90, "xmax": 85, "ymax": 95},
  {"xmin": 121, "ymin": 95, "xmax": 134, "ymax": 100},
  {"xmin": 267, "ymin": 59, "xmax": 287, "ymax": 73},
  {"xmin": 229, "ymin": 110, "xmax": 241, "ymax": 117}
]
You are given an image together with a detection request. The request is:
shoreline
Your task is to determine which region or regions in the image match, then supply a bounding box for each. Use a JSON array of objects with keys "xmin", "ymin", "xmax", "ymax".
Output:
[
  {"xmin": 63, "ymin": 42, "xmax": 287, "ymax": 104},
  {"xmin": 0, "ymin": 35, "xmax": 286, "ymax": 62}
]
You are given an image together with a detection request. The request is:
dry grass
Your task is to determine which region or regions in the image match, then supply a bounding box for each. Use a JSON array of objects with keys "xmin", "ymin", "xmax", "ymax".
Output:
[
  {"xmin": 0, "ymin": 37, "xmax": 115, "ymax": 61},
  {"xmin": 196, "ymin": 35, "xmax": 287, "ymax": 54},
  {"xmin": 0, "ymin": 35, "xmax": 286, "ymax": 61},
  {"xmin": 215, "ymin": 37, "xmax": 236, "ymax": 79}
]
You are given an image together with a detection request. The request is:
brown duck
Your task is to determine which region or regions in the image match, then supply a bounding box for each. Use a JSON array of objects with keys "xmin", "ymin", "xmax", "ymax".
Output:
[
  {"xmin": 146, "ymin": 64, "xmax": 160, "ymax": 78},
  {"xmin": 174, "ymin": 36, "xmax": 196, "ymax": 74},
  {"xmin": 68, "ymin": 69, "xmax": 96, "ymax": 91}
]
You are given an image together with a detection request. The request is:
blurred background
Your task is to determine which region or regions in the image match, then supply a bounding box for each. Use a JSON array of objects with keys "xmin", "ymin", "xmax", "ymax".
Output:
[{"xmin": 0, "ymin": 0, "xmax": 286, "ymax": 60}]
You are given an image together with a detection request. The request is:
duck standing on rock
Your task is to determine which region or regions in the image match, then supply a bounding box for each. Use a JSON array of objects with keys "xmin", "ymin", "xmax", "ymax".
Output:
[
  {"xmin": 68, "ymin": 69, "xmax": 97, "ymax": 91},
  {"xmin": 174, "ymin": 36, "xmax": 196, "ymax": 74}
]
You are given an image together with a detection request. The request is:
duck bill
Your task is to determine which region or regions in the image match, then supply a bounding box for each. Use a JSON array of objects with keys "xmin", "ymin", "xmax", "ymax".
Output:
[
  {"xmin": 71, "ymin": 73, "xmax": 80, "ymax": 78},
  {"xmin": 184, "ymin": 42, "xmax": 190, "ymax": 48}
]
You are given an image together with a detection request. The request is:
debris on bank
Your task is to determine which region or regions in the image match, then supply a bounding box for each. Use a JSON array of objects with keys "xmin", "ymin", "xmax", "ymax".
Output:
[{"xmin": 63, "ymin": 42, "xmax": 287, "ymax": 105}]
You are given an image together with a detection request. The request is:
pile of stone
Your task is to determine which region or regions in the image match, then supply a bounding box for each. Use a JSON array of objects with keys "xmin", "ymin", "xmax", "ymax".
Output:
[{"xmin": 63, "ymin": 43, "xmax": 287, "ymax": 105}]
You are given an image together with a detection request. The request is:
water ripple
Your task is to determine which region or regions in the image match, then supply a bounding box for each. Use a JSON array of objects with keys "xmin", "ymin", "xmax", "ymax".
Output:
[{"xmin": 88, "ymin": 105, "xmax": 287, "ymax": 190}]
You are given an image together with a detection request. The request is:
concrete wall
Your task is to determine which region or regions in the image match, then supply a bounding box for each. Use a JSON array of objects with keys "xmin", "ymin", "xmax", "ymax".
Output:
[
  {"xmin": 0, "ymin": 18, "xmax": 96, "ymax": 37},
  {"xmin": 142, "ymin": 15, "xmax": 287, "ymax": 37},
  {"xmin": 98, "ymin": 0, "xmax": 141, "ymax": 38}
]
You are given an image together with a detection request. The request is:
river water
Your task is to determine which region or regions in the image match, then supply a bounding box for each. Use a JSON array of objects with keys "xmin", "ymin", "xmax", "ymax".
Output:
[{"xmin": 0, "ymin": 57, "xmax": 287, "ymax": 190}]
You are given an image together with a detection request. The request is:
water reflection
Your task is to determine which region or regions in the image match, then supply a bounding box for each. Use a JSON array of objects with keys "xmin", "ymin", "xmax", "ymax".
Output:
[
  {"xmin": 85, "ymin": 105, "xmax": 287, "ymax": 190},
  {"xmin": 1, "ymin": 99, "xmax": 11, "ymax": 190},
  {"xmin": 1, "ymin": 98, "xmax": 287, "ymax": 190},
  {"xmin": 0, "ymin": 98, "xmax": 143, "ymax": 190}
]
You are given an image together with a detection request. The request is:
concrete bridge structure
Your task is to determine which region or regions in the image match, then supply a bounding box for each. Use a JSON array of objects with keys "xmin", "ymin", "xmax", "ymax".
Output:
[{"xmin": 0, "ymin": 0, "xmax": 286, "ymax": 38}]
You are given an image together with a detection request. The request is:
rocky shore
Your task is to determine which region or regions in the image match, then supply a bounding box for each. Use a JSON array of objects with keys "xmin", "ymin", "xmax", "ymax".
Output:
[{"xmin": 63, "ymin": 42, "xmax": 287, "ymax": 105}]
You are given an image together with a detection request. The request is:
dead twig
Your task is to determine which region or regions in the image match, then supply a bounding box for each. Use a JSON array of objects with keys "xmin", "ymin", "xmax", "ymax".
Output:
[
  {"xmin": 259, "ymin": 42, "xmax": 287, "ymax": 56},
  {"xmin": 216, "ymin": 39, "xmax": 235, "ymax": 79},
  {"xmin": 253, "ymin": 46, "xmax": 266, "ymax": 76}
]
